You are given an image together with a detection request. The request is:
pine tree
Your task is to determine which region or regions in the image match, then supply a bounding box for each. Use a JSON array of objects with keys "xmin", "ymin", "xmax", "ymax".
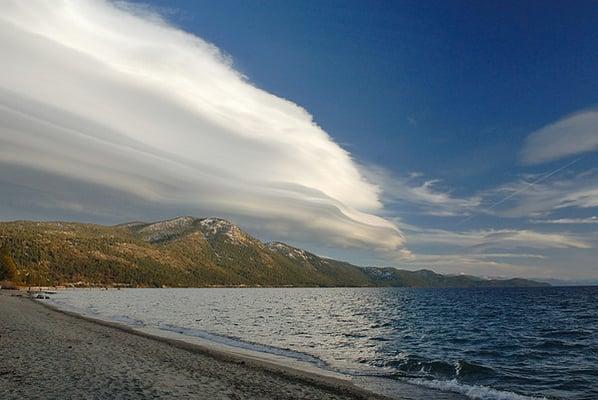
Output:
[{"xmin": 0, "ymin": 247, "xmax": 19, "ymax": 282}]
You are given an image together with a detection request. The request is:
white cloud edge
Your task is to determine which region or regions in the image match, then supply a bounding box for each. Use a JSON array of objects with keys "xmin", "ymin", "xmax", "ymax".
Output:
[
  {"xmin": 521, "ymin": 108, "xmax": 598, "ymax": 165},
  {"xmin": 0, "ymin": 0, "xmax": 404, "ymax": 251}
]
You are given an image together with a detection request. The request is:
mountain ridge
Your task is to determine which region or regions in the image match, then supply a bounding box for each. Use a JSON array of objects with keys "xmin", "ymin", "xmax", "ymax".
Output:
[{"xmin": 0, "ymin": 216, "xmax": 549, "ymax": 288}]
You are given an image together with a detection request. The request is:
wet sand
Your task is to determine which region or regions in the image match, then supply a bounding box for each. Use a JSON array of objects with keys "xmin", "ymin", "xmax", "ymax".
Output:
[{"xmin": 0, "ymin": 292, "xmax": 388, "ymax": 400}]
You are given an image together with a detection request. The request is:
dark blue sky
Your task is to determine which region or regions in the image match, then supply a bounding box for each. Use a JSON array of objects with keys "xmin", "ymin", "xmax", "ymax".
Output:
[
  {"xmin": 146, "ymin": 0, "xmax": 597, "ymax": 185},
  {"xmin": 122, "ymin": 0, "xmax": 598, "ymax": 278}
]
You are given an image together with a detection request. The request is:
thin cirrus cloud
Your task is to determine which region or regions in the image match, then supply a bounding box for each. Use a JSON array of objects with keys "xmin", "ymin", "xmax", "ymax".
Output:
[
  {"xmin": 521, "ymin": 108, "xmax": 598, "ymax": 165},
  {"xmin": 531, "ymin": 216, "xmax": 598, "ymax": 225},
  {"xmin": 403, "ymin": 226, "xmax": 591, "ymax": 250},
  {"xmin": 363, "ymin": 166, "xmax": 481, "ymax": 217},
  {"xmin": 396, "ymin": 226, "xmax": 591, "ymax": 276},
  {"xmin": 0, "ymin": 0, "xmax": 404, "ymax": 251},
  {"xmin": 482, "ymin": 170, "xmax": 598, "ymax": 218}
]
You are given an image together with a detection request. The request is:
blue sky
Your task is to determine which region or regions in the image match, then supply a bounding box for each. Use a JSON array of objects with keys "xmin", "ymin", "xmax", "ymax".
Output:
[
  {"xmin": 140, "ymin": 0, "xmax": 598, "ymax": 278},
  {"xmin": 1, "ymin": 1, "xmax": 597, "ymax": 279},
  {"xmin": 155, "ymin": 0, "xmax": 597, "ymax": 178}
]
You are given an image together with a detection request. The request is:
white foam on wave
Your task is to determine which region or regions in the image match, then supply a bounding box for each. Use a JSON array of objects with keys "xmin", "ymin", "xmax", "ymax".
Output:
[{"xmin": 408, "ymin": 378, "xmax": 548, "ymax": 400}]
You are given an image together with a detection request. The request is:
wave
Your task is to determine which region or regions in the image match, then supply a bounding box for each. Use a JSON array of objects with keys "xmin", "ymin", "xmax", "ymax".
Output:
[
  {"xmin": 407, "ymin": 378, "xmax": 548, "ymax": 400},
  {"xmin": 540, "ymin": 329, "xmax": 592, "ymax": 339},
  {"xmin": 455, "ymin": 360, "xmax": 495, "ymax": 378},
  {"xmin": 384, "ymin": 356, "xmax": 495, "ymax": 380},
  {"xmin": 533, "ymin": 339, "xmax": 585, "ymax": 350}
]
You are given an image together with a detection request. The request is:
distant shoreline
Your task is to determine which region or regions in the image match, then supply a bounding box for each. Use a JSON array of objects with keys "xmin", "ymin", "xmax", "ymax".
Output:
[{"xmin": 8, "ymin": 281, "xmax": 564, "ymax": 291}]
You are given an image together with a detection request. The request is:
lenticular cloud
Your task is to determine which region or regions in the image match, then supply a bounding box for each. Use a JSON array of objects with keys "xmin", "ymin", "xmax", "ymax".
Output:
[{"xmin": 0, "ymin": 0, "xmax": 404, "ymax": 250}]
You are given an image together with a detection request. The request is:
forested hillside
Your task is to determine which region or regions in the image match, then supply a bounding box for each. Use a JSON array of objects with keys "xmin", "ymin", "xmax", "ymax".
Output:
[{"xmin": 0, "ymin": 217, "xmax": 549, "ymax": 288}]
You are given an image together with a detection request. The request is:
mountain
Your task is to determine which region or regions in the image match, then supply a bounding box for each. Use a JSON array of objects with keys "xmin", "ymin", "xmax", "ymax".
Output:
[
  {"xmin": 0, "ymin": 217, "xmax": 549, "ymax": 288},
  {"xmin": 529, "ymin": 278, "xmax": 598, "ymax": 287}
]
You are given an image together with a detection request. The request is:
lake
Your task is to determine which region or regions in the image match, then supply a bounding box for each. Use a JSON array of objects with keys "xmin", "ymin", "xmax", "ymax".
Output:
[{"xmin": 48, "ymin": 286, "xmax": 598, "ymax": 400}]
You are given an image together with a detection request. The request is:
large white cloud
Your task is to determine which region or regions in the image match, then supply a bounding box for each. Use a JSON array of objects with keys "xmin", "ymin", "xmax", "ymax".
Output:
[
  {"xmin": 521, "ymin": 108, "xmax": 598, "ymax": 165},
  {"xmin": 0, "ymin": 0, "xmax": 403, "ymax": 250}
]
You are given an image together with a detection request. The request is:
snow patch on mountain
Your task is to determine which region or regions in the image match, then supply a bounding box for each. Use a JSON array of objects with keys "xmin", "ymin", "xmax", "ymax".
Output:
[
  {"xmin": 267, "ymin": 242, "xmax": 310, "ymax": 262},
  {"xmin": 199, "ymin": 218, "xmax": 253, "ymax": 246},
  {"xmin": 138, "ymin": 216, "xmax": 196, "ymax": 243}
]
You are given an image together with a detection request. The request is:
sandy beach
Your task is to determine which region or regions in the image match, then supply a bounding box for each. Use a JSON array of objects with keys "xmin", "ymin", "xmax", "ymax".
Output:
[{"xmin": 0, "ymin": 292, "xmax": 388, "ymax": 400}]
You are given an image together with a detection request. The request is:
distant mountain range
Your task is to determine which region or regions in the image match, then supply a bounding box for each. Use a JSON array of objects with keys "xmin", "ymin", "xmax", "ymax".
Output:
[
  {"xmin": 0, "ymin": 217, "xmax": 549, "ymax": 288},
  {"xmin": 529, "ymin": 278, "xmax": 598, "ymax": 287}
]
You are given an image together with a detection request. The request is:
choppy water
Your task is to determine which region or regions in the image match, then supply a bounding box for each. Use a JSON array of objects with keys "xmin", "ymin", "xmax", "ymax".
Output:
[{"xmin": 49, "ymin": 287, "xmax": 598, "ymax": 400}]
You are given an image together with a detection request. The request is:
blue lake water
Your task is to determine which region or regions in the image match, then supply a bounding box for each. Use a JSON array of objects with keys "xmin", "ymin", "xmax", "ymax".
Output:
[{"xmin": 48, "ymin": 286, "xmax": 598, "ymax": 400}]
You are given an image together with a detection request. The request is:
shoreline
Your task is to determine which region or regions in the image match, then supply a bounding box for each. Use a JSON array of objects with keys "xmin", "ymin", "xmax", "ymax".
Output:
[
  {"xmin": 0, "ymin": 290, "xmax": 393, "ymax": 399},
  {"xmin": 35, "ymin": 289, "xmax": 469, "ymax": 400},
  {"xmin": 2, "ymin": 288, "xmax": 538, "ymax": 400},
  {"xmin": 36, "ymin": 295, "xmax": 372, "ymax": 396}
]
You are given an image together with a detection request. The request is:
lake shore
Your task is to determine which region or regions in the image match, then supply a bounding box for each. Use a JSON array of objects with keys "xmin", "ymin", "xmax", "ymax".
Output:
[{"xmin": 0, "ymin": 291, "xmax": 388, "ymax": 400}]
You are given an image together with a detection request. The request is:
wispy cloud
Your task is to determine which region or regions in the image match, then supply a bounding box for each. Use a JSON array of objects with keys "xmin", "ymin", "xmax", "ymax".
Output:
[
  {"xmin": 404, "ymin": 226, "xmax": 591, "ymax": 250},
  {"xmin": 521, "ymin": 108, "xmax": 598, "ymax": 165},
  {"xmin": 394, "ymin": 252, "xmax": 548, "ymax": 277},
  {"xmin": 392, "ymin": 226, "xmax": 592, "ymax": 278},
  {"xmin": 0, "ymin": 0, "xmax": 403, "ymax": 250},
  {"xmin": 364, "ymin": 166, "xmax": 481, "ymax": 217},
  {"xmin": 531, "ymin": 216, "xmax": 598, "ymax": 224},
  {"xmin": 481, "ymin": 170, "xmax": 598, "ymax": 218}
]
